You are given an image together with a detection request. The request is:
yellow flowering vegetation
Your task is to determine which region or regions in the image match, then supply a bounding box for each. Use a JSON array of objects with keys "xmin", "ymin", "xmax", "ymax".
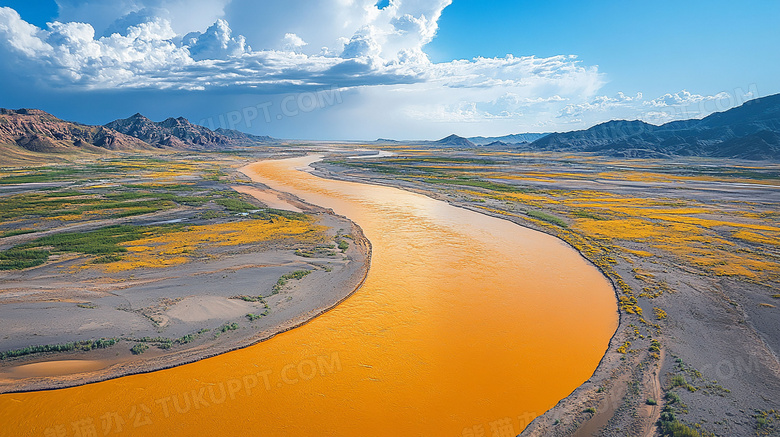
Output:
[{"xmin": 103, "ymin": 218, "xmax": 328, "ymax": 272}]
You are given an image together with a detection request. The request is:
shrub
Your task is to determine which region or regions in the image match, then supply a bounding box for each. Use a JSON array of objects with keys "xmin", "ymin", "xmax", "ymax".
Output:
[
  {"xmin": 272, "ymin": 269, "xmax": 311, "ymax": 294},
  {"xmin": 131, "ymin": 343, "xmax": 149, "ymax": 355},
  {"xmin": 1, "ymin": 338, "xmax": 117, "ymax": 360},
  {"xmin": 670, "ymin": 375, "xmax": 687, "ymax": 388},
  {"xmin": 665, "ymin": 392, "xmax": 681, "ymax": 404},
  {"xmin": 658, "ymin": 419, "xmax": 700, "ymax": 437}
]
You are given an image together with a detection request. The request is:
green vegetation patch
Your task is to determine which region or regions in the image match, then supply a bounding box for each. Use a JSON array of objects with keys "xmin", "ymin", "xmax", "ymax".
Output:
[
  {"xmin": 0, "ymin": 191, "xmax": 179, "ymax": 221},
  {"xmin": 1, "ymin": 338, "xmax": 117, "ymax": 360},
  {"xmin": 527, "ymin": 210, "xmax": 568, "ymax": 228},
  {"xmin": 0, "ymin": 248, "xmax": 50, "ymax": 270},
  {"xmin": 130, "ymin": 343, "xmax": 149, "ymax": 355},
  {"xmin": 272, "ymin": 269, "xmax": 312, "ymax": 294},
  {"xmin": 20, "ymin": 225, "xmax": 154, "ymax": 255},
  {"xmin": 1, "ymin": 224, "xmax": 178, "ymax": 269},
  {"xmin": 424, "ymin": 177, "xmax": 530, "ymax": 193},
  {"xmin": 215, "ymin": 198, "xmax": 257, "ymax": 212},
  {"xmin": 0, "ymin": 166, "xmax": 116, "ymax": 185},
  {"xmin": 214, "ymin": 322, "xmax": 239, "ymax": 337},
  {"xmin": 0, "ymin": 229, "xmax": 38, "ymax": 238}
]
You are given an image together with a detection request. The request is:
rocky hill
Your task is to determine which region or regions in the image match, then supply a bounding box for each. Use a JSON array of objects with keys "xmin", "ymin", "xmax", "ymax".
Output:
[
  {"xmin": 105, "ymin": 114, "xmax": 229, "ymax": 148},
  {"xmin": 0, "ymin": 108, "xmax": 150, "ymax": 153}
]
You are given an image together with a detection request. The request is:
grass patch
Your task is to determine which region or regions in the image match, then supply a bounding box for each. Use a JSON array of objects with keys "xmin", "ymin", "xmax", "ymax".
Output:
[
  {"xmin": 527, "ymin": 210, "xmax": 568, "ymax": 227},
  {"xmin": 0, "ymin": 229, "xmax": 37, "ymax": 238},
  {"xmin": 6, "ymin": 224, "xmax": 179, "ymax": 268},
  {"xmin": 0, "ymin": 248, "xmax": 50, "ymax": 270},
  {"xmin": 0, "ymin": 166, "xmax": 114, "ymax": 185},
  {"xmin": 256, "ymin": 208, "xmax": 308, "ymax": 221},
  {"xmin": 571, "ymin": 210, "xmax": 606, "ymax": 220},
  {"xmin": 215, "ymin": 198, "xmax": 256, "ymax": 213},
  {"xmin": 19, "ymin": 225, "xmax": 148, "ymax": 255}
]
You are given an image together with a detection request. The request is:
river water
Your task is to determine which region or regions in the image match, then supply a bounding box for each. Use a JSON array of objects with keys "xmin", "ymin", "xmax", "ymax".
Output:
[{"xmin": 0, "ymin": 155, "xmax": 617, "ymax": 437}]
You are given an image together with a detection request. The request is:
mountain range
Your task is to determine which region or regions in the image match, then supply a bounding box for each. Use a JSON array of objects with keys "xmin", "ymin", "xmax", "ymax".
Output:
[
  {"xmin": 0, "ymin": 109, "xmax": 275, "ymax": 161},
  {"xmin": 468, "ymin": 133, "xmax": 549, "ymax": 145},
  {"xmin": 528, "ymin": 93, "xmax": 780, "ymax": 160},
  {"xmin": 105, "ymin": 113, "xmax": 276, "ymax": 148},
  {"xmin": 2, "ymin": 92, "xmax": 779, "ymax": 161},
  {"xmin": 378, "ymin": 93, "xmax": 780, "ymax": 160}
]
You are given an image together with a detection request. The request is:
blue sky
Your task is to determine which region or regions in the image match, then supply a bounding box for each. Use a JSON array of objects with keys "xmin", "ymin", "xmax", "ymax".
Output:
[
  {"xmin": 428, "ymin": 0, "xmax": 780, "ymax": 99},
  {"xmin": 0, "ymin": 0, "xmax": 776, "ymax": 140}
]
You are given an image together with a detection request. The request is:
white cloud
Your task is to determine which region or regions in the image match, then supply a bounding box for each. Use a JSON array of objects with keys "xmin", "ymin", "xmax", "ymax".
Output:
[
  {"xmin": 644, "ymin": 90, "xmax": 726, "ymax": 108},
  {"xmin": 182, "ymin": 19, "xmax": 247, "ymax": 61},
  {"xmin": 556, "ymin": 91, "xmax": 642, "ymax": 119},
  {"xmin": 0, "ymin": 4, "xmax": 605, "ymax": 99},
  {"xmin": 56, "ymin": 0, "xmax": 231, "ymax": 36},
  {"xmin": 281, "ymin": 33, "xmax": 307, "ymax": 52},
  {"xmin": 0, "ymin": 8, "xmax": 52, "ymax": 57}
]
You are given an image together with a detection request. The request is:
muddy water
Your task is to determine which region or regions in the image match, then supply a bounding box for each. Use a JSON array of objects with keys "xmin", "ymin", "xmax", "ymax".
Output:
[{"xmin": 0, "ymin": 155, "xmax": 617, "ymax": 437}]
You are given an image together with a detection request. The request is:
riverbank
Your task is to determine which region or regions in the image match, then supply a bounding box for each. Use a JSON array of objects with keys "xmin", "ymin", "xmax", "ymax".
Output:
[
  {"xmin": 313, "ymin": 149, "xmax": 780, "ymax": 436},
  {"xmin": 0, "ymin": 156, "xmax": 371, "ymax": 394}
]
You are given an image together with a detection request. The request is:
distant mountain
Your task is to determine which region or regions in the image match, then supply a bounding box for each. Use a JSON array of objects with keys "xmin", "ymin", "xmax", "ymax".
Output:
[
  {"xmin": 529, "ymin": 94, "xmax": 780, "ymax": 160},
  {"xmin": 483, "ymin": 141, "xmax": 511, "ymax": 147},
  {"xmin": 0, "ymin": 108, "xmax": 149, "ymax": 153},
  {"xmin": 432, "ymin": 134, "xmax": 476, "ymax": 148},
  {"xmin": 469, "ymin": 133, "xmax": 549, "ymax": 146},
  {"xmin": 214, "ymin": 127, "xmax": 275, "ymax": 144}
]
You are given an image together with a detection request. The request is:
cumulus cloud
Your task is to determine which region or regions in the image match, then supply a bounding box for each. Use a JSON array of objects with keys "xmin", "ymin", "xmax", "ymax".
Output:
[
  {"xmin": 556, "ymin": 92, "xmax": 642, "ymax": 119},
  {"xmin": 0, "ymin": 3, "xmax": 605, "ymax": 99},
  {"xmin": 644, "ymin": 90, "xmax": 727, "ymax": 108},
  {"xmin": 56, "ymin": 0, "xmax": 231, "ymax": 36},
  {"xmin": 281, "ymin": 33, "xmax": 307, "ymax": 52},
  {"xmin": 182, "ymin": 19, "xmax": 248, "ymax": 61}
]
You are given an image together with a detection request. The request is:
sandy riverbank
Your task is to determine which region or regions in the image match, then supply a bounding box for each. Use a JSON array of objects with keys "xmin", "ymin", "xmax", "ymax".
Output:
[{"xmin": 0, "ymin": 183, "xmax": 371, "ymax": 394}]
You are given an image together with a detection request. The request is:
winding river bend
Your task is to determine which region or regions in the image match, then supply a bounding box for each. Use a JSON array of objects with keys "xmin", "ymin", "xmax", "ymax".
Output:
[{"xmin": 0, "ymin": 155, "xmax": 617, "ymax": 436}]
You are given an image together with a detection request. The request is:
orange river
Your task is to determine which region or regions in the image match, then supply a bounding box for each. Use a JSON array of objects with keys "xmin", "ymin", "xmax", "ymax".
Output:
[{"xmin": 0, "ymin": 155, "xmax": 617, "ymax": 437}]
